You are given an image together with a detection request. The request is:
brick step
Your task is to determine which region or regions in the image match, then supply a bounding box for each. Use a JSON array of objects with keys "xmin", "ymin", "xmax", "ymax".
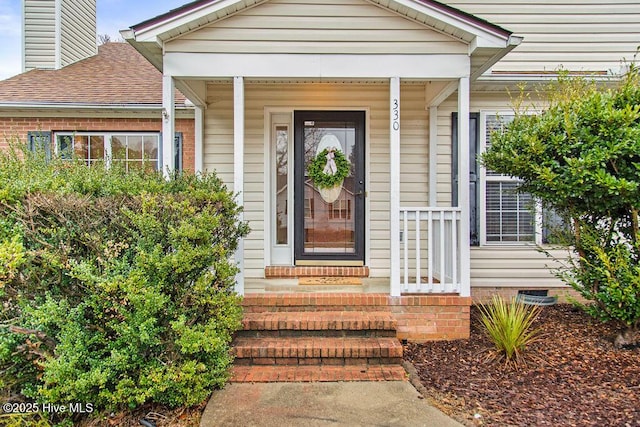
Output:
[
  {"xmin": 238, "ymin": 311, "xmax": 397, "ymax": 338},
  {"xmin": 242, "ymin": 293, "xmax": 393, "ymax": 313},
  {"xmin": 231, "ymin": 365, "xmax": 407, "ymax": 383},
  {"xmin": 233, "ymin": 337, "xmax": 403, "ymax": 366}
]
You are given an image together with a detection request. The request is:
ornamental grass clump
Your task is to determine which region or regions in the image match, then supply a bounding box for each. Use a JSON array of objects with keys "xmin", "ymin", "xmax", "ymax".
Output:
[{"xmin": 478, "ymin": 296, "xmax": 542, "ymax": 367}]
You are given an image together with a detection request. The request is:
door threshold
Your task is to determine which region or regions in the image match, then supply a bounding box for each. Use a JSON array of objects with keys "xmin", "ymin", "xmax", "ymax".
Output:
[
  {"xmin": 295, "ymin": 260, "xmax": 364, "ymax": 267},
  {"xmin": 265, "ymin": 265, "xmax": 369, "ymax": 278}
]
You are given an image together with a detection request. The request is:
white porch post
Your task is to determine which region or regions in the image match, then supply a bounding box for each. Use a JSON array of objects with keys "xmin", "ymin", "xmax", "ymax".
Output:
[
  {"xmin": 457, "ymin": 77, "xmax": 471, "ymax": 297},
  {"xmin": 234, "ymin": 76, "xmax": 245, "ymax": 295},
  {"xmin": 390, "ymin": 77, "xmax": 401, "ymax": 297},
  {"xmin": 429, "ymin": 106, "xmax": 438, "ymax": 206},
  {"xmin": 162, "ymin": 75, "xmax": 175, "ymax": 179},
  {"xmin": 194, "ymin": 105, "xmax": 204, "ymax": 174}
]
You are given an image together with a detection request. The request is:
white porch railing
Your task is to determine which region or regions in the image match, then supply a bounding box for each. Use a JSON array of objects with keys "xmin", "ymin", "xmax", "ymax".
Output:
[{"xmin": 398, "ymin": 207, "xmax": 462, "ymax": 293}]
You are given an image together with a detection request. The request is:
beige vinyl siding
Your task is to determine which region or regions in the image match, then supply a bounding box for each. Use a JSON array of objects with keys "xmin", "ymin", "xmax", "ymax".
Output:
[
  {"xmin": 204, "ymin": 81, "xmax": 430, "ymax": 278},
  {"xmin": 166, "ymin": 0, "xmax": 466, "ymax": 55},
  {"xmin": 60, "ymin": 0, "xmax": 96, "ymax": 67},
  {"xmin": 448, "ymin": 0, "xmax": 640, "ymax": 73},
  {"xmin": 23, "ymin": 0, "xmax": 56, "ymax": 70},
  {"xmin": 471, "ymin": 247, "xmax": 567, "ymax": 288}
]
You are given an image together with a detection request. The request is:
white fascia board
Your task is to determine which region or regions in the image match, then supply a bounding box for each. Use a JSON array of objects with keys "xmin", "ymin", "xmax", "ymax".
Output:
[
  {"xmin": 0, "ymin": 102, "xmax": 192, "ymax": 111},
  {"xmin": 378, "ymin": 0, "xmax": 511, "ymax": 46},
  {"xmin": 119, "ymin": 29, "xmax": 135, "ymax": 40},
  {"xmin": 164, "ymin": 53, "xmax": 470, "ymax": 79},
  {"xmin": 132, "ymin": 0, "xmax": 265, "ymax": 43},
  {"xmin": 469, "ymin": 36, "xmax": 507, "ymax": 55}
]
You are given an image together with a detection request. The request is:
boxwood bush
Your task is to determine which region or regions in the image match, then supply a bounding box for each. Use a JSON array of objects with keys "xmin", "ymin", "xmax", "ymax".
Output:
[{"xmin": 0, "ymin": 143, "xmax": 249, "ymax": 417}]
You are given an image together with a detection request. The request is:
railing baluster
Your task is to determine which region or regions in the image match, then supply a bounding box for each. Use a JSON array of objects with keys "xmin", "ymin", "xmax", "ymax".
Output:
[
  {"xmin": 451, "ymin": 211, "xmax": 457, "ymax": 293},
  {"xmin": 439, "ymin": 213, "xmax": 445, "ymax": 293},
  {"xmin": 403, "ymin": 210, "xmax": 409, "ymax": 292},
  {"xmin": 427, "ymin": 210, "xmax": 433, "ymax": 292},
  {"xmin": 415, "ymin": 210, "xmax": 421, "ymax": 292}
]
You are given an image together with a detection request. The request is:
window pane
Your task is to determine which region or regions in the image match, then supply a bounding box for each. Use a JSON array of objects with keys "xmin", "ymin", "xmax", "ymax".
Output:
[
  {"xmin": 89, "ymin": 136, "xmax": 104, "ymax": 163},
  {"xmin": 112, "ymin": 136, "xmax": 126, "ymax": 160},
  {"xmin": 486, "ymin": 181, "xmax": 535, "ymax": 243},
  {"xmin": 275, "ymin": 126, "xmax": 288, "ymax": 244},
  {"xmin": 485, "ymin": 115, "xmax": 514, "ymax": 177},
  {"xmin": 58, "ymin": 135, "xmax": 73, "ymax": 159},
  {"xmin": 128, "ymin": 136, "xmax": 143, "ymax": 160},
  {"xmin": 74, "ymin": 135, "xmax": 89, "ymax": 161},
  {"xmin": 143, "ymin": 136, "xmax": 158, "ymax": 160}
]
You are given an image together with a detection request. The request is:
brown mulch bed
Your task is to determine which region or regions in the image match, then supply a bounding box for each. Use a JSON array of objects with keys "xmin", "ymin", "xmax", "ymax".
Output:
[
  {"xmin": 405, "ymin": 304, "xmax": 640, "ymax": 427},
  {"xmin": 76, "ymin": 402, "xmax": 204, "ymax": 427}
]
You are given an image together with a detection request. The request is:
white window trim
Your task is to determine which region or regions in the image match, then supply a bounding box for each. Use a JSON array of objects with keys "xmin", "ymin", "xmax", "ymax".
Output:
[
  {"xmin": 54, "ymin": 131, "xmax": 161, "ymax": 170},
  {"xmin": 479, "ymin": 111, "xmax": 543, "ymax": 246}
]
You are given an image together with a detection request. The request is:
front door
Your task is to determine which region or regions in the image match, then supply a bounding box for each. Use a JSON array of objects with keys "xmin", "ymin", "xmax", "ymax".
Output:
[{"xmin": 294, "ymin": 111, "xmax": 365, "ymax": 263}]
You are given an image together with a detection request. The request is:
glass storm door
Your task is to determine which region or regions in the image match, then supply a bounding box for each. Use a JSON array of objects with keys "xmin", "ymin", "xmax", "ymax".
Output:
[{"xmin": 294, "ymin": 111, "xmax": 365, "ymax": 262}]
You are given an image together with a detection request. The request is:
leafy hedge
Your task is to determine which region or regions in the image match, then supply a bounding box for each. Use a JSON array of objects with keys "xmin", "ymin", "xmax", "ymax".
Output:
[
  {"xmin": 0, "ymin": 143, "xmax": 249, "ymax": 416},
  {"xmin": 482, "ymin": 69, "xmax": 640, "ymax": 340}
]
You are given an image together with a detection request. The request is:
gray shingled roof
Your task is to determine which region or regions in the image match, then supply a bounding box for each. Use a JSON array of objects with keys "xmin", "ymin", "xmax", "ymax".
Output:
[{"xmin": 0, "ymin": 43, "xmax": 186, "ymax": 106}]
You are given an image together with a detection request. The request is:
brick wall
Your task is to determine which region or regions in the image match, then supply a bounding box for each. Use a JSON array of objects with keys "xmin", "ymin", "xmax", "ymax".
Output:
[
  {"xmin": 0, "ymin": 116, "xmax": 195, "ymax": 172},
  {"xmin": 390, "ymin": 296, "xmax": 471, "ymax": 342}
]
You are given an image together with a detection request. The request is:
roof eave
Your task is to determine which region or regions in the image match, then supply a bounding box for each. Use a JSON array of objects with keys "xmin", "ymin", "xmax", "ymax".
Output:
[
  {"xmin": 470, "ymin": 35, "xmax": 522, "ymax": 81},
  {"xmin": 0, "ymin": 102, "xmax": 192, "ymax": 110},
  {"xmin": 121, "ymin": 30, "xmax": 165, "ymax": 74}
]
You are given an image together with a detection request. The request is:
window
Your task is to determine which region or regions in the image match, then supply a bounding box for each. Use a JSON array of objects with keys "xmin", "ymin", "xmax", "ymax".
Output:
[
  {"xmin": 274, "ymin": 125, "xmax": 289, "ymax": 245},
  {"xmin": 53, "ymin": 132, "xmax": 183, "ymax": 172},
  {"xmin": 304, "ymin": 198, "xmax": 314, "ymax": 219},
  {"xmin": 481, "ymin": 113, "xmax": 538, "ymax": 244},
  {"xmin": 111, "ymin": 135, "xmax": 159, "ymax": 171},
  {"xmin": 56, "ymin": 132, "xmax": 159, "ymax": 170},
  {"xmin": 328, "ymin": 199, "xmax": 351, "ymax": 220},
  {"xmin": 27, "ymin": 131, "xmax": 52, "ymax": 160}
]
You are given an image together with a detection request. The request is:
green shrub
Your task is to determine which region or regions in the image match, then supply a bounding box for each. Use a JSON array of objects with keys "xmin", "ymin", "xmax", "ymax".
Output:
[
  {"xmin": 0, "ymin": 413, "xmax": 52, "ymax": 427},
  {"xmin": 562, "ymin": 226, "xmax": 640, "ymax": 334},
  {"xmin": 482, "ymin": 68, "xmax": 640, "ymax": 342},
  {"xmin": 0, "ymin": 142, "xmax": 249, "ymax": 418},
  {"xmin": 477, "ymin": 296, "xmax": 542, "ymax": 367}
]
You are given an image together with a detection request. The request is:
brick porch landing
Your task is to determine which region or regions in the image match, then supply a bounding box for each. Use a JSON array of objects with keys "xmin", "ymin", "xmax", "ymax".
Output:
[{"xmin": 242, "ymin": 292, "xmax": 472, "ymax": 341}]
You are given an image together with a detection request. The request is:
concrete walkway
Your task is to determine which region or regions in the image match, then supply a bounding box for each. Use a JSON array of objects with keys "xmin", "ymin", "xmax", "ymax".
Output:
[{"xmin": 200, "ymin": 381, "xmax": 463, "ymax": 427}]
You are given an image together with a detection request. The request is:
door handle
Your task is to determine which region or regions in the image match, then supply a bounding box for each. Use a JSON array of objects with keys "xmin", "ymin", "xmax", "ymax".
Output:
[{"xmin": 354, "ymin": 191, "xmax": 367, "ymax": 197}]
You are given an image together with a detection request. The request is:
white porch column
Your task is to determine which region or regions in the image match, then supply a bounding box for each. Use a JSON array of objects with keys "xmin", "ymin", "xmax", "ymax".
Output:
[
  {"xmin": 162, "ymin": 75, "xmax": 175, "ymax": 179},
  {"xmin": 390, "ymin": 77, "xmax": 401, "ymax": 297},
  {"xmin": 429, "ymin": 106, "xmax": 438, "ymax": 206},
  {"xmin": 457, "ymin": 77, "xmax": 471, "ymax": 297},
  {"xmin": 233, "ymin": 76, "xmax": 245, "ymax": 295},
  {"xmin": 194, "ymin": 105, "xmax": 204, "ymax": 174}
]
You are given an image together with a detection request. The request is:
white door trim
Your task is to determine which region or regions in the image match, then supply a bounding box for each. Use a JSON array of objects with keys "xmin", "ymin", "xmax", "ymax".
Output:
[{"xmin": 264, "ymin": 105, "xmax": 371, "ymax": 268}]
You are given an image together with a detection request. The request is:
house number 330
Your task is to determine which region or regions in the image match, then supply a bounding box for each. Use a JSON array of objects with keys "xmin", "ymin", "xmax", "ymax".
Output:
[{"xmin": 392, "ymin": 99, "xmax": 400, "ymax": 131}]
